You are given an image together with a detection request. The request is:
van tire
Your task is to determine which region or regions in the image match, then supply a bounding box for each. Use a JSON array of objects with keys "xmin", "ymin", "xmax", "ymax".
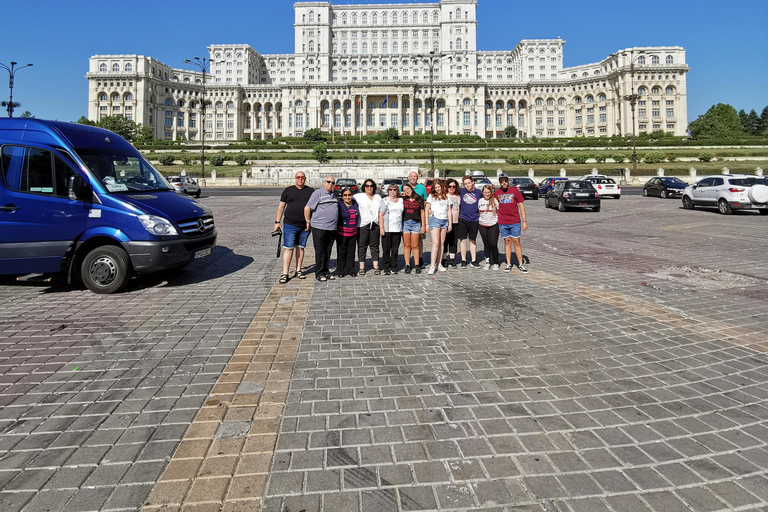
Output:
[
  {"xmin": 195, "ymin": 189, "xmax": 201, "ymax": 198},
  {"xmin": 81, "ymin": 246, "xmax": 131, "ymax": 294}
]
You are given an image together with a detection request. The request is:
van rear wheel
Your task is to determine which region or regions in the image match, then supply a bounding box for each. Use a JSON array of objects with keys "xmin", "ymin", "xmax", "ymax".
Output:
[{"xmin": 81, "ymin": 246, "xmax": 131, "ymax": 294}]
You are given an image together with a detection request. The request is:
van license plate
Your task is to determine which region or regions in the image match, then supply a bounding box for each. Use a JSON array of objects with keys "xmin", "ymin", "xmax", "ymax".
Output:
[{"xmin": 195, "ymin": 248, "xmax": 212, "ymax": 259}]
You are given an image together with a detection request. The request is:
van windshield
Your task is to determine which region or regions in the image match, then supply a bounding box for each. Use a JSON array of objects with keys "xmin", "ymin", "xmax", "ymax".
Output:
[{"xmin": 75, "ymin": 148, "xmax": 172, "ymax": 193}]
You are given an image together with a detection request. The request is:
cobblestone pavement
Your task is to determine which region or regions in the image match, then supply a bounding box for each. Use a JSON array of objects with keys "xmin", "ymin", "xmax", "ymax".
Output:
[{"xmin": 1, "ymin": 194, "xmax": 768, "ymax": 511}]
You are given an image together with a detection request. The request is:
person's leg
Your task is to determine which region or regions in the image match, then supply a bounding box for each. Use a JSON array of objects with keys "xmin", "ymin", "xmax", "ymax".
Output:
[
  {"xmin": 390, "ymin": 233, "xmax": 401, "ymax": 271},
  {"xmin": 402, "ymin": 232, "xmax": 412, "ymax": 267},
  {"xmin": 435, "ymin": 228, "xmax": 447, "ymax": 268},
  {"xmin": 418, "ymin": 236, "xmax": 424, "ymax": 267},
  {"xmin": 478, "ymin": 224, "xmax": 490, "ymax": 265},
  {"xmin": 430, "ymin": 227, "xmax": 441, "ymax": 268},
  {"xmin": 382, "ymin": 232, "xmax": 392, "ymax": 271},
  {"xmin": 295, "ymin": 247, "xmax": 305, "ymax": 272},
  {"xmin": 346, "ymin": 236, "xmax": 357, "ymax": 274},
  {"xmin": 456, "ymin": 219, "xmax": 469, "ymax": 264},
  {"xmin": 505, "ymin": 237, "xmax": 513, "ymax": 264},
  {"xmin": 282, "ymin": 248, "xmax": 294, "ymax": 275},
  {"xmin": 370, "ymin": 227, "xmax": 381, "ymax": 270},
  {"xmin": 312, "ymin": 227, "xmax": 328, "ymax": 278},
  {"xmin": 489, "ymin": 224, "xmax": 500, "ymax": 265},
  {"xmin": 513, "ymin": 237, "xmax": 523, "ymax": 269},
  {"xmin": 358, "ymin": 227, "xmax": 370, "ymax": 271},
  {"xmin": 468, "ymin": 222, "xmax": 479, "ymax": 264},
  {"xmin": 337, "ymin": 235, "xmax": 349, "ymax": 275},
  {"xmin": 412, "ymin": 230, "xmax": 421, "ymax": 267}
]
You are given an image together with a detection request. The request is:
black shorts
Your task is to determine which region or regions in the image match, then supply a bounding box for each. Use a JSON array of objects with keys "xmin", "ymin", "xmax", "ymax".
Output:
[{"xmin": 456, "ymin": 219, "xmax": 479, "ymax": 242}]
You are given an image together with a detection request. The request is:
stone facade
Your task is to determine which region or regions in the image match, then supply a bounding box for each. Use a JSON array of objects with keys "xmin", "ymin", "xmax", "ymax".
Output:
[{"xmin": 86, "ymin": 1, "xmax": 689, "ymax": 141}]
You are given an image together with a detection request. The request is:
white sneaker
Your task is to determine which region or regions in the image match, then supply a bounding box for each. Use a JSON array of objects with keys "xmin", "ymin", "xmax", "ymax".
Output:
[
  {"xmin": 427, "ymin": 265, "xmax": 436, "ymax": 275},
  {"xmin": 504, "ymin": 264, "xmax": 513, "ymax": 273},
  {"xmin": 491, "ymin": 264, "xmax": 500, "ymax": 271},
  {"xmin": 484, "ymin": 262, "xmax": 491, "ymax": 270},
  {"xmin": 438, "ymin": 264, "xmax": 447, "ymax": 272}
]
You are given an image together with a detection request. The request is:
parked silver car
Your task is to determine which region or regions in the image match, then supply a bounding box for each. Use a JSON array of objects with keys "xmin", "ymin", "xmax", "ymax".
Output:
[
  {"xmin": 682, "ymin": 174, "xmax": 768, "ymax": 215},
  {"xmin": 168, "ymin": 176, "xmax": 202, "ymax": 198}
]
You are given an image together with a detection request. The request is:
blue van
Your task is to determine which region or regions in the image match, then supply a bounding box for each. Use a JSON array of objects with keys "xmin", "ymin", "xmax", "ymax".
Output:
[{"xmin": 0, "ymin": 119, "xmax": 216, "ymax": 293}]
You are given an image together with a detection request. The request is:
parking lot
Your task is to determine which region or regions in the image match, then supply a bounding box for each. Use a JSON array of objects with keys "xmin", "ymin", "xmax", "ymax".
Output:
[{"xmin": 1, "ymin": 193, "xmax": 767, "ymax": 511}]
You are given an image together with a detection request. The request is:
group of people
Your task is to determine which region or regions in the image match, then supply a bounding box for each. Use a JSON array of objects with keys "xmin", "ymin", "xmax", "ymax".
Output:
[{"xmin": 274, "ymin": 170, "xmax": 528, "ymax": 283}]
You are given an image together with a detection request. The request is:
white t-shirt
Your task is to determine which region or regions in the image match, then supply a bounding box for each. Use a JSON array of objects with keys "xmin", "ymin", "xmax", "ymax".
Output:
[
  {"xmin": 478, "ymin": 197, "xmax": 499, "ymax": 226},
  {"xmin": 427, "ymin": 195, "xmax": 449, "ymax": 220},
  {"xmin": 379, "ymin": 198, "xmax": 404, "ymax": 232},
  {"xmin": 353, "ymin": 192, "xmax": 382, "ymax": 228}
]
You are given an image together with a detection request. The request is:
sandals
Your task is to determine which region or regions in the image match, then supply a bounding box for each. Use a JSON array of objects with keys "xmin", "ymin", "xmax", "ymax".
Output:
[
  {"xmin": 296, "ymin": 269, "xmax": 306, "ymax": 280},
  {"xmin": 374, "ymin": 269, "xmax": 381, "ymax": 275},
  {"xmin": 358, "ymin": 269, "xmax": 366, "ymax": 276},
  {"xmin": 327, "ymin": 274, "xmax": 336, "ymax": 280},
  {"xmin": 279, "ymin": 274, "xmax": 289, "ymax": 284},
  {"xmin": 316, "ymin": 275, "xmax": 327, "ymax": 282}
]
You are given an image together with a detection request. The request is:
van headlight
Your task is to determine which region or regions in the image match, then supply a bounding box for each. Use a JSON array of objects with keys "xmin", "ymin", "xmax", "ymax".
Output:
[{"xmin": 138, "ymin": 215, "xmax": 178, "ymax": 236}]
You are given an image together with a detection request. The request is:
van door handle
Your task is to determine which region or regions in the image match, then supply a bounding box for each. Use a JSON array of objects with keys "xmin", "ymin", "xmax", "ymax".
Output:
[{"xmin": 1, "ymin": 204, "xmax": 20, "ymax": 212}]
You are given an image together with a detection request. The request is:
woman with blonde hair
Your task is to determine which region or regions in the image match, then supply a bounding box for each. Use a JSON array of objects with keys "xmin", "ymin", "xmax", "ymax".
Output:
[
  {"xmin": 424, "ymin": 179, "xmax": 452, "ymax": 275},
  {"xmin": 478, "ymin": 185, "xmax": 501, "ymax": 270}
]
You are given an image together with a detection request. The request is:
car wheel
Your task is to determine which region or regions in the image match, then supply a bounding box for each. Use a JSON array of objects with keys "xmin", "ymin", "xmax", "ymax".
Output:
[
  {"xmin": 593, "ymin": 205, "xmax": 601, "ymax": 212},
  {"xmin": 195, "ymin": 189, "xmax": 201, "ymax": 198},
  {"xmin": 718, "ymin": 198, "xmax": 733, "ymax": 215},
  {"xmin": 533, "ymin": 194, "xmax": 538, "ymax": 200},
  {"xmin": 614, "ymin": 195, "xmax": 620, "ymax": 199},
  {"xmin": 558, "ymin": 200, "xmax": 566, "ymax": 212},
  {"xmin": 759, "ymin": 210, "xmax": 768, "ymax": 215},
  {"xmin": 80, "ymin": 245, "xmax": 132, "ymax": 294},
  {"xmin": 682, "ymin": 196, "xmax": 694, "ymax": 210},
  {"xmin": 642, "ymin": 188, "xmax": 648, "ymax": 197},
  {"xmin": 660, "ymin": 190, "xmax": 667, "ymax": 199}
]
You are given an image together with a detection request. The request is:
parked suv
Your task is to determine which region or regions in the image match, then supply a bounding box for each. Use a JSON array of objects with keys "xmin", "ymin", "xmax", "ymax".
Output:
[
  {"xmin": 0, "ymin": 119, "xmax": 217, "ymax": 293},
  {"xmin": 538, "ymin": 177, "xmax": 568, "ymax": 195},
  {"xmin": 545, "ymin": 180, "xmax": 600, "ymax": 212},
  {"xmin": 168, "ymin": 175, "xmax": 202, "ymax": 197},
  {"xmin": 379, "ymin": 178, "xmax": 404, "ymax": 197},
  {"xmin": 682, "ymin": 174, "xmax": 768, "ymax": 215}
]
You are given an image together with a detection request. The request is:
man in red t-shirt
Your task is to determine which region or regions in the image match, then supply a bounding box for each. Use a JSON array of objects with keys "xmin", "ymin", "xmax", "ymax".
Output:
[{"xmin": 493, "ymin": 174, "xmax": 528, "ymax": 274}]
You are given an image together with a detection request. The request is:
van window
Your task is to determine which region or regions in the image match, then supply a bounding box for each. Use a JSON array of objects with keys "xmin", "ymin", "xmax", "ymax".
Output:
[
  {"xmin": 1, "ymin": 145, "xmax": 75, "ymax": 198},
  {"xmin": 75, "ymin": 148, "xmax": 171, "ymax": 193}
]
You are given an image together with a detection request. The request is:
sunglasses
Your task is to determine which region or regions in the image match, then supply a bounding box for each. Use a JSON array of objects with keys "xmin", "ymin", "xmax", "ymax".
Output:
[
  {"xmin": 364, "ymin": 184, "xmax": 374, "ymax": 188},
  {"xmin": 448, "ymin": 185, "xmax": 456, "ymax": 188},
  {"xmin": 326, "ymin": 180, "xmax": 335, "ymax": 184},
  {"xmin": 295, "ymin": 176, "xmax": 306, "ymax": 179},
  {"xmin": 342, "ymin": 194, "xmax": 352, "ymax": 197}
]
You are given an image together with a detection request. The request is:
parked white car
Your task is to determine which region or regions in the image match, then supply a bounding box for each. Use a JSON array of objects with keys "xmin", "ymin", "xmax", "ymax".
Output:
[
  {"xmin": 682, "ymin": 174, "xmax": 768, "ymax": 215},
  {"xmin": 581, "ymin": 176, "xmax": 621, "ymax": 199},
  {"xmin": 168, "ymin": 176, "xmax": 202, "ymax": 198}
]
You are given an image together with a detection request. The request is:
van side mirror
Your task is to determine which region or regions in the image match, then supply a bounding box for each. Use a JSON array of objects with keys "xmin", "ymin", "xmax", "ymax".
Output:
[{"xmin": 69, "ymin": 174, "xmax": 93, "ymax": 202}]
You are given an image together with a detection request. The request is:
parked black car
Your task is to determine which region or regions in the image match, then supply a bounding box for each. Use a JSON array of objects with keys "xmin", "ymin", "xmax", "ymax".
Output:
[
  {"xmin": 538, "ymin": 177, "xmax": 568, "ymax": 196},
  {"xmin": 510, "ymin": 177, "xmax": 539, "ymax": 200},
  {"xmin": 545, "ymin": 180, "xmax": 600, "ymax": 212},
  {"xmin": 334, "ymin": 178, "xmax": 359, "ymax": 198},
  {"xmin": 643, "ymin": 177, "xmax": 688, "ymax": 199}
]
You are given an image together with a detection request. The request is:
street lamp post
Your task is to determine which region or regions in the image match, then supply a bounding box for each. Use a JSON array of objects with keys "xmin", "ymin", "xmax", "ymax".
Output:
[
  {"xmin": 418, "ymin": 51, "xmax": 443, "ymax": 177},
  {"xmin": 620, "ymin": 52, "xmax": 645, "ymax": 178},
  {"xmin": 183, "ymin": 57, "xmax": 210, "ymax": 178},
  {"xmin": 0, "ymin": 61, "xmax": 33, "ymax": 118}
]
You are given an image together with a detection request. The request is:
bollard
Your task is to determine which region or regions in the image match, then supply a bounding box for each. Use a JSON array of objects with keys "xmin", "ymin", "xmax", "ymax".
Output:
[
  {"xmin": 657, "ymin": 167, "xmax": 665, "ymax": 177},
  {"xmin": 689, "ymin": 167, "xmax": 697, "ymax": 180},
  {"xmin": 559, "ymin": 168, "xmax": 567, "ymax": 178},
  {"xmin": 528, "ymin": 168, "xmax": 535, "ymax": 180},
  {"xmin": 722, "ymin": 167, "xmax": 730, "ymax": 174},
  {"xmin": 756, "ymin": 167, "xmax": 764, "ymax": 177},
  {"xmin": 211, "ymin": 169, "xmax": 216, "ymax": 184}
]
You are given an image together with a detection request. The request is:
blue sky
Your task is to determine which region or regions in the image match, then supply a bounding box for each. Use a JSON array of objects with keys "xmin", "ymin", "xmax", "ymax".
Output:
[{"xmin": 2, "ymin": 0, "xmax": 766, "ymax": 124}]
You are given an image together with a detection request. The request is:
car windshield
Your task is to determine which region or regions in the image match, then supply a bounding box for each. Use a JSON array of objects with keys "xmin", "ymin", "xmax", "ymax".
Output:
[
  {"xmin": 731, "ymin": 177, "xmax": 768, "ymax": 187},
  {"xmin": 566, "ymin": 181, "xmax": 594, "ymax": 190},
  {"xmin": 660, "ymin": 177, "xmax": 686, "ymax": 185},
  {"xmin": 512, "ymin": 179, "xmax": 533, "ymax": 184},
  {"xmin": 169, "ymin": 177, "xmax": 183, "ymax": 183},
  {"xmin": 75, "ymin": 147, "xmax": 172, "ymax": 193}
]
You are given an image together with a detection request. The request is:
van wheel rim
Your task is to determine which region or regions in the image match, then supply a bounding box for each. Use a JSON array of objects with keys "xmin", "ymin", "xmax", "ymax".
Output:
[{"xmin": 90, "ymin": 257, "xmax": 117, "ymax": 285}]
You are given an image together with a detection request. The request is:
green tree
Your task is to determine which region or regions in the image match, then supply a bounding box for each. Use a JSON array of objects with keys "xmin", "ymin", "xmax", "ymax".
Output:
[
  {"xmin": 303, "ymin": 128, "xmax": 326, "ymax": 141},
  {"xmin": 746, "ymin": 109, "xmax": 761, "ymax": 135},
  {"xmin": 503, "ymin": 125, "xmax": 517, "ymax": 139},
  {"xmin": 739, "ymin": 109, "xmax": 751, "ymax": 133},
  {"xmin": 19, "ymin": 111, "xmax": 34, "ymax": 118},
  {"xmin": 133, "ymin": 125, "xmax": 154, "ymax": 144},
  {"xmin": 688, "ymin": 103, "xmax": 744, "ymax": 139},
  {"xmin": 96, "ymin": 115, "xmax": 137, "ymax": 141},
  {"xmin": 760, "ymin": 106, "xmax": 768, "ymax": 136},
  {"xmin": 312, "ymin": 143, "xmax": 329, "ymax": 163},
  {"xmin": 210, "ymin": 153, "xmax": 225, "ymax": 167},
  {"xmin": 76, "ymin": 116, "xmax": 96, "ymax": 126},
  {"xmin": 158, "ymin": 155, "xmax": 175, "ymax": 165}
]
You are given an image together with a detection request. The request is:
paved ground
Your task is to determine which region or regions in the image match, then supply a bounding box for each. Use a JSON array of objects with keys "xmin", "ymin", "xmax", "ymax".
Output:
[{"xmin": 1, "ymin": 193, "xmax": 767, "ymax": 511}]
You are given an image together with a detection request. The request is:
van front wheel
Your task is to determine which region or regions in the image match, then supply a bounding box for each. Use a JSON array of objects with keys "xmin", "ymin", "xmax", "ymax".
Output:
[{"xmin": 81, "ymin": 246, "xmax": 132, "ymax": 294}]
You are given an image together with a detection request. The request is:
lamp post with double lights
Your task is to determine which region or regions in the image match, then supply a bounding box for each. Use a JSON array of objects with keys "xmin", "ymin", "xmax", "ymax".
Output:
[
  {"xmin": 418, "ymin": 51, "xmax": 443, "ymax": 176},
  {"xmin": 0, "ymin": 61, "xmax": 33, "ymax": 118},
  {"xmin": 183, "ymin": 56, "xmax": 210, "ymax": 178},
  {"xmin": 620, "ymin": 51, "xmax": 645, "ymax": 177}
]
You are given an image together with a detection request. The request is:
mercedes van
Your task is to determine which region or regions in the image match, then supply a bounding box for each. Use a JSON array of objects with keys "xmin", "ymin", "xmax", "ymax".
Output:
[{"xmin": 0, "ymin": 119, "xmax": 216, "ymax": 293}]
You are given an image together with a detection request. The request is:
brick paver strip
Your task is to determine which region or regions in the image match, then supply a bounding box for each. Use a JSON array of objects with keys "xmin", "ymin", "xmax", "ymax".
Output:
[{"xmin": 143, "ymin": 252, "xmax": 314, "ymax": 511}]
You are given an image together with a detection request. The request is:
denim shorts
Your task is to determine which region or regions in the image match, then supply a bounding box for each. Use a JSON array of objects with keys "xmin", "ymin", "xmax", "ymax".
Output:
[
  {"xmin": 283, "ymin": 223, "xmax": 310, "ymax": 249},
  {"xmin": 403, "ymin": 219, "xmax": 421, "ymax": 234},
  {"xmin": 499, "ymin": 223, "xmax": 522, "ymax": 239},
  {"xmin": 428, "ymin": 217, "xmax": 449, "ymax": 230}
]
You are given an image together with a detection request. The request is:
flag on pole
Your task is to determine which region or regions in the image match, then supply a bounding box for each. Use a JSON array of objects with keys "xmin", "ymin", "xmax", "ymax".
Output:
[
  {"xmin": 384, "ymin": 94, "xmax": 388, "ymax": 106},
  {"xmin": 356, "ymin": 97, "xmax": 360, "ymax": 109}
]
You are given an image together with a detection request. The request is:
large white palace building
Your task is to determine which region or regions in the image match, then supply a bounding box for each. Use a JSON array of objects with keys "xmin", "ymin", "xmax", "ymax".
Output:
[{"xmin": 87, "ymin": 0, "xmax": 689, "ymax": 141}]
